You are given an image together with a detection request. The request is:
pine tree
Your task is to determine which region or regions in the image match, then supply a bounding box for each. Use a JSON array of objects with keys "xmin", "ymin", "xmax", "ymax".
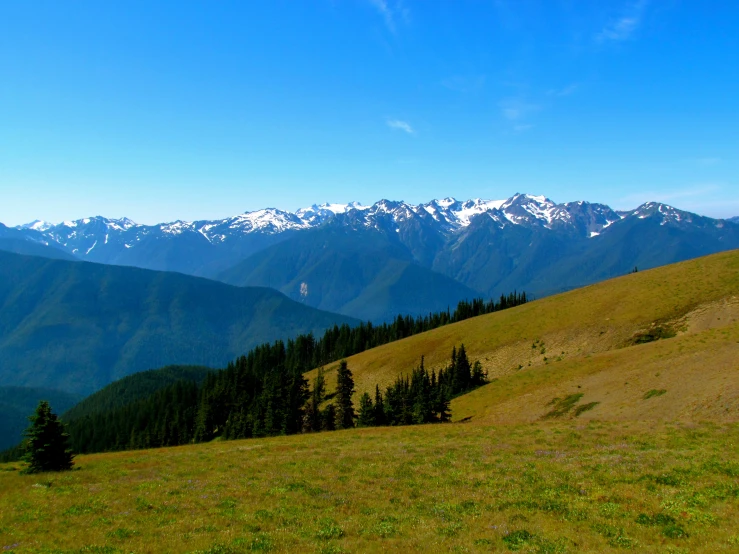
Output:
[
  {"xmin": 22, "ymin": 401, "xmax": 74, "ymax": 473},
  {"xmin": 334, "ymin": 360, "xmax": 356, "ymax": 429},
  {"xmin": 357, "ymin": 392, "xmax": 375, "ymax": 427}
]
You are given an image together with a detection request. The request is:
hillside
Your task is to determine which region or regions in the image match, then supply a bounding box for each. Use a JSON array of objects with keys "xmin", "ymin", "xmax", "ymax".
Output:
[
  {"xmin": 219, "ymin": 226, "xmax": 479, "ymax": 321},
  {"xmin": 0, "ymin": 222, "xmax": 77, "ymax": 261},
  {"xmin": 307, "ymin": 249, "xmax": 739, "ymax": 423},
  {"xmin": 0, "ymin": 386, "xmax": 81, "ymax": 451},
  {"xmin": 0, "ymin": 251, "xmax": 357, "ymax": 396},
  {"xmin": 62, "ymin": 365, "xmax": 212, "ymax": 422},
  {"xmin": 2, "ymin": 251, "xmax": 739, "ymax": 552},
  {"xmin": 2, "ymin": 420, "xmax": 738, "ymax": 552},
  {"xmin": 8, "ymin": 196, "xmax": 739, "ymax": 321}
]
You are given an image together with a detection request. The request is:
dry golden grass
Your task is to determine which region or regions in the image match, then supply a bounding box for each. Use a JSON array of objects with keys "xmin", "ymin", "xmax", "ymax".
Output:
[
  {"xmin": 452, "ymin": 319, "xmax": 739, "ymax": 424},
  {"xmin": 3, "ymin": 251, "xmax": 739, "ymax": 552},
  {"xmin": 306, "ymin": 250, "xmax": 739, "ymax": 408},
  {"xmin": 2, "ymin": 420, "xmax": 739, "ymax": 553}
]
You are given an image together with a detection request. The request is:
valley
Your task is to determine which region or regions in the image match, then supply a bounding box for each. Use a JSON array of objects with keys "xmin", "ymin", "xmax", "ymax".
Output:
[
  {"xmin": 4, "ymin": 194, "xmax": 738, "ymax": 321},
  {"xmin": 4, "ymin": 3, "xmax": 738, "ymax": 552},
  {"xmin": 2, "ymin": 250, "xmax": 738, "ymax": 552}
]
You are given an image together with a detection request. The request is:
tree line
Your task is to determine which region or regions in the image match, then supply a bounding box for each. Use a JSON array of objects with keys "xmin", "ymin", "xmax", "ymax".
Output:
[
  {"xmin": 3, "ymin": 291, "xmax": 528, "ymax": 464},
  {"xmin": 60, "ymin": 344, "xmax": 484, "ymax": 455},
  {"xmin": 267, "ymin": 291, "xmax": 527, "ymax": 375}
]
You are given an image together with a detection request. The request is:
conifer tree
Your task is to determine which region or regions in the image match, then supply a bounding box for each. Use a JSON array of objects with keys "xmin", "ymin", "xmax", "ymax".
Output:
[
  {"xmin": 304, "ymin": 368, "xmax": 326, "ymax": 432},
  {"xmin": 23, "ymin": 401, "xmax": 74, "ymax": 473},
  {"xmin": 471, "ymin": 360, "xmax": 487, "ymax": 387},
  {"xmin": 322, "ymin": 404, "xmax": 336, "ymax": 431},
  {"xmin": 373, "ymin": 385, "xmax": 386, "ymax": 426},
  {"xmin": 456, "ymin": 344, "xmax": 472, "ymax": 393},
  {"xmin": 436, "ymin": 385, "xmax": 451, "ymax": 423},
  {"xmin": 334, "ymin": 360, "xmax": 356, "ymax": 429},
  {"xmin": 357, "ymin": 392, "xmax": 375, "ymax": 427}
]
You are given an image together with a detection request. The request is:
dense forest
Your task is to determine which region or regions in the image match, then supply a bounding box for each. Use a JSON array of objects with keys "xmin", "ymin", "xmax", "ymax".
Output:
[
  {"xmin": 289, "ymin": 292, "xmax": 528, "ymax": 369},
  {"xmin": 2, "ymin": 292, "xmax": 527, "ymax": 461},
  {"xmin": 64, "ymin": 344, "xmax": 486, "ymax": 454}
]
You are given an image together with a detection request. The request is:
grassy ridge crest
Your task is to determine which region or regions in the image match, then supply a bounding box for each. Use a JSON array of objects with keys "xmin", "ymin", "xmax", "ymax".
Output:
[{"xmin": 307, "ymin": 249, "xmax": 739, "ymax": 421}]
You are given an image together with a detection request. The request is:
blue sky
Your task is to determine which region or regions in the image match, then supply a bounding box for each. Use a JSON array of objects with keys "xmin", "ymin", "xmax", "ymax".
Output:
[{"xmin": 1, "ymin": 0, "xmax": 738, "ymax": 225}]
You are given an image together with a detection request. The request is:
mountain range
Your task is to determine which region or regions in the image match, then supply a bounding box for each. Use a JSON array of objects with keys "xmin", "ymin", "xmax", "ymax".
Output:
[{"xmin": 3, "ymin": 194, "xmax": 739, "ymax": 321}]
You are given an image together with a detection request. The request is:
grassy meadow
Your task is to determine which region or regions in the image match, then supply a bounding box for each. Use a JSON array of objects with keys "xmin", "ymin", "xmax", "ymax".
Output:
[
  {"xmin": 306, "ymin": 250, "xmax": 739, "ymax": 399},
  {"xmin": 2, "ymin": 420, "xmax": 739, "ymax": 553},
  {"xmin": 2, "ymin": 250, "xmax": 738, "ymax": 552}
]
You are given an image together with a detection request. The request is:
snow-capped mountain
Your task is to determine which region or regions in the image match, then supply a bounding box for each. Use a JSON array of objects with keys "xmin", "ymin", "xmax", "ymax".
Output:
[
  {"xmin": 4, "ymin": 193, "xmax": 739, "ymax": 320},
  {"xmin": 9, "ymin": 194, "xmax": 736, "ymax": 263}
]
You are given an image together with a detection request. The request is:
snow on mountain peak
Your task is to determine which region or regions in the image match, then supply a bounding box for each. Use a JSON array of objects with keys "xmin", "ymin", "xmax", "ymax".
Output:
[
  {"xmin": 21, "ymin": 220, "xmax": 54, "ymax": 232},
  {"xmin": 295, "ymin": 201, "xmax": 369, "ymax": 228},
  {"xmin": 626, "ymin": 202, "xmax": 692, "ymax": 225},
  {"xmin": 14, "ymin": 193, "xmax": 688, "ymax": 257}
]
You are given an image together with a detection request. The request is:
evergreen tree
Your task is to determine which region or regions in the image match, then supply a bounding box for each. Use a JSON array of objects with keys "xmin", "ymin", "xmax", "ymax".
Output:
[
  {"xmin": 456, "ymin": 344, "xmax": 472, "ymax": 393},
  {"xmin": 304, "ymin": 368, "xmax": 326, "ymax": 432},
  {"xmin": 410, "ymin": 357, "xmax": 433, "ymax": 424},
  {"xmin": 357, "ymin": 392, "xmax": 375, "ymax": 427},
  {"xmin": 22, "ymin": 401, "xmax": 74, "ymax": 473},
  {"xmin": 436, "ymin": 385, "xmax": 451, "ymax": 423},
  {"xmin": 334, "ymin": 360, "xmax": 356, "ymax": 429},
  {"xmin": 471, "ymin": 360, "xmax": 487, "ymax": 387},
  {"xmin": 373, "ymin": 385, "xmax": 386, "ymax": 426},
  {"xmin": 321, "ymin": 404, "xmax": 336, "ymax": 431}
]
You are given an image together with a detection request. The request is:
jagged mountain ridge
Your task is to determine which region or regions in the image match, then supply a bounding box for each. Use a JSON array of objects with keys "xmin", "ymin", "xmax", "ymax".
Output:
[
  {"xmin": 5, "ymin": 194, "xmax": 739, "ymax": 321},
  {"xmin": 9, "ymin": 193, "xmax": 677, "ymax": 268}
]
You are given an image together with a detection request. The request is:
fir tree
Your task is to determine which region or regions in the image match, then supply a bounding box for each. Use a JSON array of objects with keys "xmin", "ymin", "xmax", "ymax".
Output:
[
  {"xmin": 471, "ymin": 360, "xmax": 487, "ymax": 387},
  {"xmin": 373, "ymin": 385, "xmax": 386, "ymax": 426},
  {"xmin": 304, "ymin": 368, "xmax": 326, "ymax": 432},
  {"xmin": 322, "ymin": 404, "xmax": 336, "ymax": 431},
  {"xmin": 436, "ymin": 385, "xmax": 451, "ymax": 423},
  {"xmin": 334, "ymin": 360, "xmax": 356, "ymax": 429},
  {"xmin": 22, "ymin": 401, "xmax": 74, "ymax": 473},
  {"xmin": 456, "ymin": 344, "xmax": 472, "ymax": 393},
  {"xmin": 357, "ymin": 392, "xmax": 375, "ymax": 427}
]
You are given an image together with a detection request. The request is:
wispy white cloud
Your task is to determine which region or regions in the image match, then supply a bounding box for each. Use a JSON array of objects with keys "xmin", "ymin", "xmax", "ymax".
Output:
[
  {"xmin": 386, "ymin": 119, "xmax": 415, "ymax": 134},
  {"xmin": 596, "ymin": 1, "xmax": 648, "ymax": 43},
  {"xmin": 368, "ymin": 0, "xmax": 409, "ymax": 33}
]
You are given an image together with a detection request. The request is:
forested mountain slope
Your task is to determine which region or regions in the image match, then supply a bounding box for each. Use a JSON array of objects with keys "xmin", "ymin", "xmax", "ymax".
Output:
[
  {"xmin": 0, "ymin": 251, "xmax": 357, "ymax": 395},
  {"xmin": 0, "ymin": 386, "xmax": 81, "ymax": 451},
  {"xmin": 218, "ymin": 226, "xmax": 479, "ymax": 321},
  {"xmin": 62, "ymin": 365, "xmax": 212, "ymax": 422}
]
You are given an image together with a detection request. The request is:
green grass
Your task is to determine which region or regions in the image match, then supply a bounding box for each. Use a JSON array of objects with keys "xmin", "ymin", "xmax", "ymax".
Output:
[
  {"xmin": 644, "ymin": 389, "xmax": 668, "ymax": 400},
  {"xmin": 2, "ymin": 421, "xmax": 738, "ymax": 552}
]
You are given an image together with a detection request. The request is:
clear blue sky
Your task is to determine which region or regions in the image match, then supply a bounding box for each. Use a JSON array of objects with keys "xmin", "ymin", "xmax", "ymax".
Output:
[{"xmin": 1, "ymin": 0, "xmax": 738, "ymax": 225}]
